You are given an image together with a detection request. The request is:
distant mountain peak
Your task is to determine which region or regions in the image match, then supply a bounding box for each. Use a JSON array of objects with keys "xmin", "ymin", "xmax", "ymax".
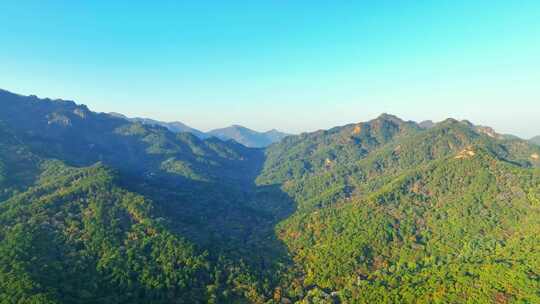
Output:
[
  {"xmin": 460, "ymin": 119, "xmax": 475, "ymax": 127},
  {"xmin": 104, "ymin": 112, "xmax": 288, "ymax": 147},
  {"xmin": 441, "ymin": 118, "xmax": 460, "ymax": 124},
  {"xmin": 418, "ymin": 120, "xmax": 435, "ymax": 129},
  {"xmin": 208, "ymin": 125, "xmax": 290, "ymax": 148},
  {"xmin": 107, "ymin": 113, "xmax": 208, "ymax": 138},
  {"xmin": 108, "ymin": 112, "xmax": 128, "ymax": 119},
  {"xmin": 374, "ymin": 113, "xmax": 404, "ymax": 123}
]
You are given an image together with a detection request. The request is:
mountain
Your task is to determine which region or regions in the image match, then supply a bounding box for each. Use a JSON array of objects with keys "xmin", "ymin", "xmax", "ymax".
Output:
[
  {"xmin": 1, "ymin": 88, "xmax": 540, "ymax": 303},
  {"xmin": 208, "ymin": 125, "xmax": 290, "ymax": 148},
  {"xmin": 530, "ymin": 135, "xmax": 540, "ymax": 145},
  {"xmin": 108, "ymin": 112, "xmax": 208, "ymax": 139},
  {"xmin": 257, "ymin": 115, "xmax": 540, "ymax": 302}
]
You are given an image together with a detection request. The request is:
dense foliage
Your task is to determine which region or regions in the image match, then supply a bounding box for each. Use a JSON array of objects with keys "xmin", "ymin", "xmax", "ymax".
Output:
[
  {"xmin": 0, "ymin": 162, "xmax": 209, "ymax": 303},
  {"xmin": 277, "ymin": 151, "xmax": 540, "ymax": 303},
  {"xmin": 1, "ymin": 89, "xmax": 539, "ymax": 303}
]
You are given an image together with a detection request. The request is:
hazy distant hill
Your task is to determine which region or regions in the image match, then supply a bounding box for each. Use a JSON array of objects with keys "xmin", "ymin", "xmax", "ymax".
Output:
[
  {"xmin": 108, "ymin": 112, "xmax": 208, "ymax": 138},
  {"xmin": 531, "ymin": 135, "xmax": 540, "ymax": 145},
  {"xmin": 418, "ymin": 120, "xmax": 435, "ymax": 129},
  {"xmin": 208, "ymin": 125, "xmax": 290, "ymax": 148},
  {"xmin": 109, "ymin": 113, "xmax": 288, "ymax": 147}
]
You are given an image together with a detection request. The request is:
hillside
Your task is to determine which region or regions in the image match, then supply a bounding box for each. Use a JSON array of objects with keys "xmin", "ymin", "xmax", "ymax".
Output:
[
  {"xmin": 279, "ymin": 149, "xmax": 540, "ymax": 303},
  {"xmin": 1, "ymin": 89, "xmax": 539, "ymax": 303},
  {"xmin": 0, "ymin": 161, "xmax": 210, "ymax": 303},
  {"xmin": 531, "ymin": 135, "xmax": 540, "ymax": 146}
]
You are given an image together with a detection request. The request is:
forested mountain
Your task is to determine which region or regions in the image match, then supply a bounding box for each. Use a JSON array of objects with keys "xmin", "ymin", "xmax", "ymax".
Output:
[
  {"xmin": 531, "ymin": 135, "xmax": 540, "ymax": 145},
  {"xmin": 1, "ymin": 89, "xmax": 539, "ymax": 303},
  {"xmin": 258, "ymin": 117, "xmax": 540, "ymax": 302},
  {"xmin": 208, "ymin": 125, "xmax": 290, "ymax": 148}
]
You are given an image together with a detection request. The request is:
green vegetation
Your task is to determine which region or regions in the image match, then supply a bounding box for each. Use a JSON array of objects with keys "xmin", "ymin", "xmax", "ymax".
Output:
[
  {"xmin": 1, "ymin": 89, "xmax": 539, "ymax": 303},
  {"xmin": 0, "ymin": 161, "xmax": 210, "ymax": 303},
  {"xmin": 277, "ymin": 151, "xmax": 540, "ymax": 303}
]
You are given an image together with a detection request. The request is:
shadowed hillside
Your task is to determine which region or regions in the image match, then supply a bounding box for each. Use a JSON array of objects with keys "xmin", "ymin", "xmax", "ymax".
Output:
[{"xmin": 0, "ymin": 89, "xmax": 297, "ymax": 303}]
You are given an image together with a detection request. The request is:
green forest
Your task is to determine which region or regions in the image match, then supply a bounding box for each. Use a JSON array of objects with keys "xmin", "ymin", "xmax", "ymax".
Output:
[{"xmin": 1, "ymin": 89, "xmax": 539, "ymax": 303}]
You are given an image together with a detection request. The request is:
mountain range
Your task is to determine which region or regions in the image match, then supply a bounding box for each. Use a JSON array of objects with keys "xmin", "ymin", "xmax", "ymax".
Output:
[
  {"xmin": 1, "ymin": 88, "xmax": 539, "ymax": 303},
  {"xmin": 530, "ymin": 135, "xmax": 540, "ymax": 145},
  {"xmin": 109, "ymin": 112, "xmax": 289, "ymax": 148}
]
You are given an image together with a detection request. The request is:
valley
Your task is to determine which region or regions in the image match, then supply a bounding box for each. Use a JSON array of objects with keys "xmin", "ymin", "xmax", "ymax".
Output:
[{"xmin": 0, "ymin": 89, "xmax": 539, "ymax": 303}]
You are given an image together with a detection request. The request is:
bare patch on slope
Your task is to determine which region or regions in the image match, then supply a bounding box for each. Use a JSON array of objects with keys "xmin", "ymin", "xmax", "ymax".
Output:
[{"xmin": 455, "ymin": 147, "xmax": 476, "ymax": 159}]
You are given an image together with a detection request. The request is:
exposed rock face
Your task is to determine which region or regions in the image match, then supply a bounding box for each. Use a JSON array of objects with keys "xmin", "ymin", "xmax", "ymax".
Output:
[
  {"xmin": 455, "ymin": 147, "xmax": 476, "ymax": 159},
  {"xmin": 73, "ymin": 107, "xmax": 89, "ymax": 118},
  {"xmin": 47, "ymin": 113, "xmax": 72, "ymax": 126},
  {"xmin": 475, "ymin": 126, "xmax": 501, "ymax": 139}
]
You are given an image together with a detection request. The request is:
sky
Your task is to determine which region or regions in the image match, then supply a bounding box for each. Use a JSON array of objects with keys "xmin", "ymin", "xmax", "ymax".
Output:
[{"xmin": 1, "ymin": 1, "xmax": 539, "ymax": 137}]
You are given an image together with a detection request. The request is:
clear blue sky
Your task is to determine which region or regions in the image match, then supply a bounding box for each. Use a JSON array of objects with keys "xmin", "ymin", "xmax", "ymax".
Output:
[{"xmin": 1, "ymin": 1, "xmax": 539, "ymax": 137}]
